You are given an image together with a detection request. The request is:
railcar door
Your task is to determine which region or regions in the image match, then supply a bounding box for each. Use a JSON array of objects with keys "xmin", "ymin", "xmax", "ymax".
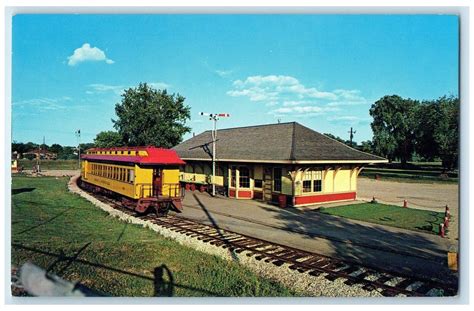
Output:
[{"xmin": 153, "ymin": 168, "xmax": 162, "ymax": 196}]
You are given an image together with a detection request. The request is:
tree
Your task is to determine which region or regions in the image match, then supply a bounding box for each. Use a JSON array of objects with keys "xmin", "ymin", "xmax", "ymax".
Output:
[
  {"xmin": 358, "ymin": 140, "xmax": 374, "ymax": 154},
  {"xmin": 94, "ymin": 131, "xmax": 124, "ymax": 148},
  {"xmin": 414, "ymin": 96, "xmax": 459, "ymax": 170},
  {"xmin": 49, "ymin": 144, "xmax": 64, "ymax": 155},
  {"xmin": 369, "ymin": 95, "xmax": 418, "ymax": 165},
  {"xmin": 324, "ymin": 133, "xmax": 356, "ymax": 147},
  {"xmin": 113, "ymin": 83, "xmax": 191, "ymax": 148},
  {"xmin": 435, "ymin": 96, "xmax": 459, "ymax": 170},
  {"xmin": 414, "ymin": 102, "xmax": 438, "ymax": 161}
]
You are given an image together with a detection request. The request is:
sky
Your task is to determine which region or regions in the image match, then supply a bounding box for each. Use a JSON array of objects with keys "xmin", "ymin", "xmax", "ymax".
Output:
[{"xmin": 11, "ymin": 14, "xmax": 459, "ymax": 146}]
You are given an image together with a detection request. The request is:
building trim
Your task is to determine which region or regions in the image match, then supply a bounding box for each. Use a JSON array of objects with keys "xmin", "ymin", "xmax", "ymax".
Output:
[{"xmin": 181, "ymin": 158, "xmax": 388, "ymax": 164}]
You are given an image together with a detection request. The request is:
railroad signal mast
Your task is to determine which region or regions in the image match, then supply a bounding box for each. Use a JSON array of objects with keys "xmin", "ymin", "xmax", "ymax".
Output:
[
  {"xmin": 75, "ymin": 129, "xmax": 81, "ymax": 170},
  {"xmin": 199, "ymin": 112, "xmax": 230, "ymax": 197},
  {"xmin": 348, "ymin": 127, "xmax": 356, "ymax": 147}
]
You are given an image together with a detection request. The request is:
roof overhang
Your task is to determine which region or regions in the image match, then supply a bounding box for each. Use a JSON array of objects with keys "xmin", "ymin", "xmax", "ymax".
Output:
[{"xmin": 180, "ymin": 158, "xmax": 389, "ymax": 164}]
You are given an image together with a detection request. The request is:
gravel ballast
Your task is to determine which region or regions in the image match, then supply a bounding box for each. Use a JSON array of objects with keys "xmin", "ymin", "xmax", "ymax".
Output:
[{"xmin": 68, "ymin": 175, "xmax": 384, "ymax": 297}]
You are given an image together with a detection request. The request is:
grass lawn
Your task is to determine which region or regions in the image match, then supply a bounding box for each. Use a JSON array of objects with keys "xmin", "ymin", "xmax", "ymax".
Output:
[
  {"xmin": 11, "ymin": 176, "xmax": 297, "ymax": 297},
  {"xmin": 319, "ymin": 203, "xmax": 447, "ymax": 235},
  {"xmin": 18, "ymin": 159, "xmax": 79, "ymax": 170}
]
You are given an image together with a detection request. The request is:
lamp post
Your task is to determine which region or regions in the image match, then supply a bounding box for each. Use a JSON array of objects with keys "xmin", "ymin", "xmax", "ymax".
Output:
[{"xmin": 199, "ymin": 112, "xmax": 230, "ymax": 196}]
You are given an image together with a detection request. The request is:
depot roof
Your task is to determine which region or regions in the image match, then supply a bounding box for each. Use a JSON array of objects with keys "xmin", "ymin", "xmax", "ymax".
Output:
[
  {"xmin": 81, "ymin": 146, "xmax": 185, "ymax": 165},
  {"xmin": 173, "ymin": 122, "xmax": 387, "ymax": 164}
]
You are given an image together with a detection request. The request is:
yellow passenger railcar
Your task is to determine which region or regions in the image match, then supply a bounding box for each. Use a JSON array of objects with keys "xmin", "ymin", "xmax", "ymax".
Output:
[{"xmin": 80, "ymin": 146, "xmax": 185, "ymax": 215}]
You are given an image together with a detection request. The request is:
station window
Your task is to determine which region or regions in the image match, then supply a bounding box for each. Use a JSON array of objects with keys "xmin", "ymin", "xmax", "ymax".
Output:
[
  {"xmin": 254, "ymin": 179, "xmax": 263, "ymax": 189},
  {"xmin": 230, "ymin": 166, "xmax": 236, "ymax": 188},
  {"xmin": 273, "ymin": 168, "xmax": 282, "ymax": 192},
  {"xmin": 239, "ymin": 166, "xmax": 250, "ymax": 188},
  {"xmin": 302, "ymin": 170, "xmax": 323, "ymax": 193}
]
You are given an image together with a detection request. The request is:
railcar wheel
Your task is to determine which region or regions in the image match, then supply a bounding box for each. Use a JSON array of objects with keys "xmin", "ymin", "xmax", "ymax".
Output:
[{"xmin": 154, "ymin": 202, "xmax": 171, "ymax": 217}]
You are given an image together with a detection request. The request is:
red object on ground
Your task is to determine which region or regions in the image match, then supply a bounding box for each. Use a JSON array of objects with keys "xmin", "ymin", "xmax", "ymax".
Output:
[
  {"xmin": 294, "ymin": 192, "xmax": 356, "ymax": 206},
  {"xmin": 403, "ymin": 200, "xmax": 408, "ymax": 208},
  {"xmin": 278, "ymin": 194, "xmax": 287, "ymax": 208},
  {"xmin": 229, "ymin": 189, "xmax": 236, "ymax": 197},
  {"xmin": 445, "ymin": 205, "xmax": 450, "ymax": 219},
  {"xmin": 189, "ymin": 184, "xmax": 196, "ymax": 191},
  {"xmin": 185, "ymin": 183, "xmax": 190, "ymax": 191},
  {"xmin": 237, "ymin": 190, "xmax": 252, "ymax": 198},
  {"xmin": 439, "ymin": 223, "xmax": 445, "ymax": 238},
  {"xmin": 199, "ymin": 185, "xmax": 206, "ymax": 193}
]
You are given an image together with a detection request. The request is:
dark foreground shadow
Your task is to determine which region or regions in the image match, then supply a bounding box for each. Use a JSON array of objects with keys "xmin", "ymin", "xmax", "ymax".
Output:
[
  {"xmin": 12, "ymin": 243, "xmax": 220, "ymax": 297},
  {"xmin": 192, "ymin": 193, "xmax": 239, "ymax": 262},
  {"xmin": 12, "ymin": 188, "xmax": 36, "ymax": 195},
  {"xmin": 153, "ymin": 264, "xmax": 174, "ymax": 297}
]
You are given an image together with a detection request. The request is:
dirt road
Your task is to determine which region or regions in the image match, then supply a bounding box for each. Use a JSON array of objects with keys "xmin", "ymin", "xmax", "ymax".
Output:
[{"xmin": 357, "ymin": 177, "xmax": 459, "ymax": 240}]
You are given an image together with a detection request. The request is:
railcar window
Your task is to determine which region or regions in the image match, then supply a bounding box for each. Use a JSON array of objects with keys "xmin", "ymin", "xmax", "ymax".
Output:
[{"xmin": 129, "ymin": 169, "xmax": 135, "ymax": 183}]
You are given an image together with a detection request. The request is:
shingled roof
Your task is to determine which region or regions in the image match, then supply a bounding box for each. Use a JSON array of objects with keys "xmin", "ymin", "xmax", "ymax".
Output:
[{"xmin": 173, "ymin": 122, "xmax": 387, "ymax": 164}]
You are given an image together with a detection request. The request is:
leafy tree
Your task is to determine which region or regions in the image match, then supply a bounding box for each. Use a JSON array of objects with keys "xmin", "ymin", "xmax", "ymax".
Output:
[
  {"xmin": 414, "ymin": 96, "xmax": 458, "ymax": 170},
  {"xmin": 49, "ymin": 143, "xmax": 64, "ymax": 155},
  {"xmin": 358, "ymin": 140, "xmax": 374, "ymax": 154},
  {"xmin": 324, "ymin": 133, "xmax": 356, "ymax": 147},
  {"xmin": 94, "ymin": 131, "xmax": 124, "ymax": 148},
  {"xmin": 370, "ymin": 95, "xmax": 418, "ymax": 164},
  {"xmin": 435, "ymin": 96, "xmax": 459, "ymax": 170},
  {"xmin": 113, "ymin": 83, "xmax": 191, "ymax": 148}
]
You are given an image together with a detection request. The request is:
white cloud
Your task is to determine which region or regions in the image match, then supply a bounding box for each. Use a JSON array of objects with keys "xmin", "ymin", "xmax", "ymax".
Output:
[
  {"xmin": 227, "ymin": 75, "xmax": 350, "ymax": 104},
  {"xmin": 87, "ymin": 83, "xmax": 125, "ymax": 95},
  {"xmin": 86, "ymin": 82, "xmax": 170, "ymax": 95},
  {"xmin": 149, "ymin": 82, "xmax": 170, "ymax": 90},
  {"xmin": 215, "ymin": 69, "xmax": 233, "ymax": 78},
  {"xmin": 67, "ymin": 43, "xmax": 114, "ymax": 66},
  {"xmin": 270, "ymin": 105, "xmax": 339, "ymax": 115},
  {"xmin": 12, "ymin": 96, "xmax": 72, "ymax": 111},
  {"xmin": 327, "ymin": 115, "xmax": 371, "ymax": 125}
]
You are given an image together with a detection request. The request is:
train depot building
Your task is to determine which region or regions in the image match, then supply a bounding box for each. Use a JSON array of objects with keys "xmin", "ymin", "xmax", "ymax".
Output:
[{"xmin": 173, "ymin": 122, "xmax": 387, "ymax": 207}]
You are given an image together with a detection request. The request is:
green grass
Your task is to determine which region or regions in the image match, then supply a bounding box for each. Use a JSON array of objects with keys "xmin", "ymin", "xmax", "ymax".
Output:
[
  {"xmin": 319, "ymin": 203, "xmax": 447, "ymax": 235},
  {"xmin": 11, "ymin": 176, "xmax": 297, "ymax": 297},
  {"xmin": 18, "ymin": 159, "xmax": 79, "ymax": 170}
]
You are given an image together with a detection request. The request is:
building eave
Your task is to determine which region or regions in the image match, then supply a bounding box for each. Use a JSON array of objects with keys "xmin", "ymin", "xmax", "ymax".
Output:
[{"xmin": 181, "ymin": 158, "xmax": 389, "ymax": 164}]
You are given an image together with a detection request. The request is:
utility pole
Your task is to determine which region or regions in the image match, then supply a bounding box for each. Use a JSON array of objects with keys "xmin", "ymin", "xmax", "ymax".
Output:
[
  {"xmin": 348, "ymin": 127, "xmax": 356, "ymax": 147},
  {"xmin": 75, "ymin": 129, "xmax": 81, "ymax": 170},
  {"xmin": 199, "ymin": 112, "xmax": 230, "ymax": 197}
]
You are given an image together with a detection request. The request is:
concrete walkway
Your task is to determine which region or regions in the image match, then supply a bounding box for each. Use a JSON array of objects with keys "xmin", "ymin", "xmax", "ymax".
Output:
[{"xmin": 178, "ymin": 191, "xmax": 458, "ymax": 283}]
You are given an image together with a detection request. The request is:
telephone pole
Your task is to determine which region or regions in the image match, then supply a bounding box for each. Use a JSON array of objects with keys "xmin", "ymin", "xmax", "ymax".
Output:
[
  {"xmin": 75, "ymin": 129, "xmax": 81, "ymax": 170},
  {"xmin": 199, "ymin": 112, "xmax": 230, "ymax": 197},
  {"xmin": 348, "ymin": 127, "xmax": 356, "ymax": 147}
]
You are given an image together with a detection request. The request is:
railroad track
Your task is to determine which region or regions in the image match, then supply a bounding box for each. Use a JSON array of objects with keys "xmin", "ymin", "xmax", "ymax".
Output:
[{"xmin": 82, "ymin": 187, "xmax": 458, "ymax": 297}]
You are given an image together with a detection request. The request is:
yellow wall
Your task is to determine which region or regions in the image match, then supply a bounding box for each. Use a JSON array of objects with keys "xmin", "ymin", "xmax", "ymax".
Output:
[
  {"xmin": 162, "ymin": 169, "xmax": 180, "ymax": 197},
  {"xmin": 292, "ymin": 166, "xmax": 357, "ymax": 196},
  {"xmin": 134, "ymin": 165, "xmax": 153, "ymax": 198}
]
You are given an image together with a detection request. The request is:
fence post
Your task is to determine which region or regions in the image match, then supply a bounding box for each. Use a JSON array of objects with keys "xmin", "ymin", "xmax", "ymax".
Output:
[
  {"xmin": 439, "ymin": 223, "xmax": 445, "ymax": 238},
  {"xmin": 403, "ymin": 200, "xmax": 408, "ymax": 208},
  {"xmin": 444, "ymin": 216, "xmax": 449, "ymax": 228},
  {"xmin": 445, "ymin": 205, "xmax": 450, "ymax": 219}
]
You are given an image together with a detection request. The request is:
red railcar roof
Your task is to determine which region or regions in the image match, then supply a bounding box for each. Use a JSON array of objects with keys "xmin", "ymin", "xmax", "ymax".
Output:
[{"xmin": 81, "ymin": 146, "xmax": 185, "ymax": 165}]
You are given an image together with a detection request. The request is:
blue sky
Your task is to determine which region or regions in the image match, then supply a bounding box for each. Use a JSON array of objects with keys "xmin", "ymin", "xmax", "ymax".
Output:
[{"xmin": 12, "ymin": 14, "xmax": 459, "ymax": 146}]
